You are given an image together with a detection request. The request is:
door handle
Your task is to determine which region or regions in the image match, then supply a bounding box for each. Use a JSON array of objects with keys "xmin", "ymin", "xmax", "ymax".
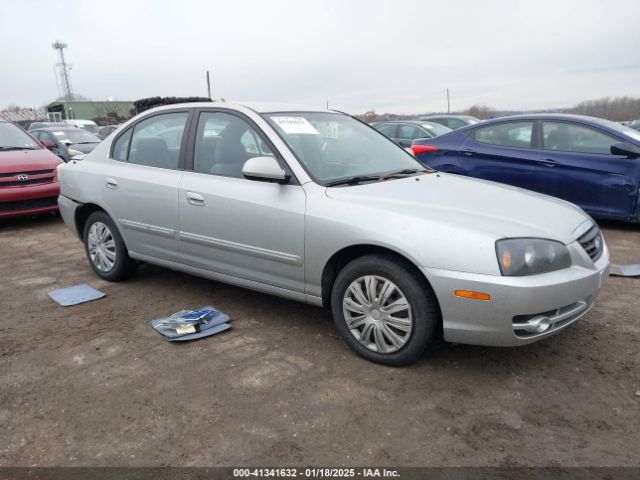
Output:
[
  {"xmin": 537, "ymin": 159, "xmax": 557, "ymax": 167},
  {"xmin": 186, "ymin": 192, "xmax": 205, "ymax": 206},
  {"xmin": 105, "ymin": 178, "xmax": 118, "ymax": 189},
  {"xmin": 461, "ymin": 149, "xmax": 475, "ymax": 156}
]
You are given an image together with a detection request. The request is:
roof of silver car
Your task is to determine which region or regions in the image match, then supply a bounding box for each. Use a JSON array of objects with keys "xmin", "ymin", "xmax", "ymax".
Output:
[
  {"xmin": 239, "ymin": 101, "xmax": 332, "ymax": 113},
  {"xmin": 143, "ymin": 101, "xmax": 333, "ymax": 115}
]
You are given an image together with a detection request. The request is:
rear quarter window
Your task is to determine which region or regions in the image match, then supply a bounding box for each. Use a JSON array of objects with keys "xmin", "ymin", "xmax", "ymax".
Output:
[{"xmin": 111, "ymin": 129, "xmax": 132, "ymax": 161}]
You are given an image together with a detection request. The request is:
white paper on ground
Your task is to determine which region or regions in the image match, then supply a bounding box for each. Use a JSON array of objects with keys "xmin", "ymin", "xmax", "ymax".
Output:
[
  {"xmin": 48, "ymin": 284, "xmax": 106, "ymax": 306},
  {"xmin": 609, "ymin": 264, "xmax": 640, "ymax": 277}
]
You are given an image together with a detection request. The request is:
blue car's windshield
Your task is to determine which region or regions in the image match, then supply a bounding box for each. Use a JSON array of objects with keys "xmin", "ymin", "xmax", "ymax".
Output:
[
  {"xmin": 592, "ymin": 117, "xmax": 640, "ymax": 142},
  {"xmin": 264, "ymin": 112, "xmax": 423, "ymax": 185}
]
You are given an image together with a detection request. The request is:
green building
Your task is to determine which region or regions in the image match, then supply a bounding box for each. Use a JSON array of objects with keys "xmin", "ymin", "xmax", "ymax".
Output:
[{"xmin": 46, "ymin": 101, "xmax": 134, "ymax": 125}]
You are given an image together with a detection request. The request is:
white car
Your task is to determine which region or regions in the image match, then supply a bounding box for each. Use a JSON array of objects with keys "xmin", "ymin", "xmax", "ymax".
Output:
[
  {"xmin": 64, "ymin": 119, "xmax": 99, "ymax": 134},
  {"xmin": 57, "ymin": 102, "xmax": 609, "ymax": 365}
]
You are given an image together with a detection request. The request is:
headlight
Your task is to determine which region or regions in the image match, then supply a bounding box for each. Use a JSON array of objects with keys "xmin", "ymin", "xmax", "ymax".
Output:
[
  {"xmin": 67, "ymin": 148, "xmax": 82, "ymax": 156},
  {"xmin": 55, "ymin": 162, "xmax": 62, "ymax": 182},
  {"xmin": 496, "ymin": 238, "xmax": 571, "ymax": 276}
]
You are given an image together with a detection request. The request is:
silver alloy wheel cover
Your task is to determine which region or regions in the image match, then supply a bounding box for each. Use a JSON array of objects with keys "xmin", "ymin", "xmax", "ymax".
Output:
[
  {"xmin": 87, "ymin": 221, "xmax": 117, "ymax": 272},
  {"xmin": 342, "ymin": 275, "xmax": 413, "ymax": 354}
]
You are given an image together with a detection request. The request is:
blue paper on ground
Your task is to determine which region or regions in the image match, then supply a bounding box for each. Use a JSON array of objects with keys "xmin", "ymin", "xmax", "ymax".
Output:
[
  {"xmin": 48, "ymin": 284, "xmax": 106, "ymax": 306},
  {"xmin": 150, "ymin": 305, "xmax": 231, "ymax": 342}
]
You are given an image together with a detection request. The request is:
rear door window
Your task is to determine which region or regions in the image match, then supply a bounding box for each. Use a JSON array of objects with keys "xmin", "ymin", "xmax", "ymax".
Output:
[
  {"xmin": 126, "ymin": 112, "xmax": 189, "ymax": 169},
  {"xmin": 38, "ymin": 131, "xmax": 56, "ymax": 144},
  {"xmin": 474, "ymin": 122, "xmax": 534, "ymax": 148},
  {"xmin": 446, "ymin": 118, "xmax": 466, "ymax": 129},
  {"xmin": 375, "ymin": 123, "xmax": 397, "ymax": 137},
  {"xmin": 397, "ymin": 124, "xmax": 426, "ymax": 140}
]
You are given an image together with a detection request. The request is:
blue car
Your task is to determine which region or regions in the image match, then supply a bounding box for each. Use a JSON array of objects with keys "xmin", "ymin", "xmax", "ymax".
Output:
[{"xmin": 412, "ymin": 114, "xmax": 640, "ymax": 222}]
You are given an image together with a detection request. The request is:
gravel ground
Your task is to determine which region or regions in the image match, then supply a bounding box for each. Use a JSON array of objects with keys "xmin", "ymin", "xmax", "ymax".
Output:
[{"xmin": 0, "ymin": 214, "xmax": 639, "ymax": 467}]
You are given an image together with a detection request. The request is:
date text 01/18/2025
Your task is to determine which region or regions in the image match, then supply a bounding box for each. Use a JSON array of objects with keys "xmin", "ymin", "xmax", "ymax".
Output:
[{"xmin": 232, "ymin": 468, "xmax": 400, "ymax": 478}]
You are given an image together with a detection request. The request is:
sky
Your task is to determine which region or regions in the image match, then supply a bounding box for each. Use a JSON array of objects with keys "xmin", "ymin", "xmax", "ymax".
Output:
[{"xmin": 1, "ymin": 0, "xmax": 639, "ymax": 114}]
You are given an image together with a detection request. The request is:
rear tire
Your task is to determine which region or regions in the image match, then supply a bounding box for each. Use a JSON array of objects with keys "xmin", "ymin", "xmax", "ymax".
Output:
[
  {"xmin": 83, "ymin": 211, "xmax": 137, "ymax": 281},
  {"xmin": 330, "ymin": 254, "xmax": 440, "ymax": 366}
]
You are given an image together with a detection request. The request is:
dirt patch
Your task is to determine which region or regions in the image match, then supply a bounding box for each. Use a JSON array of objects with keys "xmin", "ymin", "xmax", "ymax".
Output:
[{"xmin": 0, "ymin": 214, "xmax": 639, "ymax": 466}]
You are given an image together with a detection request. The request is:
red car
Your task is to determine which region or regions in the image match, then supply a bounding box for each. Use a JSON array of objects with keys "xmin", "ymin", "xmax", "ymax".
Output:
[{"xmin": 0, "ymin": 121, "xmax": 62, "ymax": 219}]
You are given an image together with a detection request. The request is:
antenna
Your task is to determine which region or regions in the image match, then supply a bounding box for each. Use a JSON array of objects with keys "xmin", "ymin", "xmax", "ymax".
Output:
[{"xmin": 52, "ymin": 40, "xmax": 73, "ymax": 101}]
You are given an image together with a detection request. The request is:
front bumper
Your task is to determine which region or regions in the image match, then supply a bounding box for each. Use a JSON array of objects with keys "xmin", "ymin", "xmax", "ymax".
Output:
[
  {"xmin": 424, "ymin": 241, "xmax": 609, "ymax": 347},
  {"xmin": 0, "ymin": 182, "xmax": 60, "ymax": 219}
]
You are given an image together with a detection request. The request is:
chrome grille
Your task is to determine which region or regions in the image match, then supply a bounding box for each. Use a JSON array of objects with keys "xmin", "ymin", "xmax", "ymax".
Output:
[
  {"xmin": 0, "ymin": 178, "xmax": 53, "ymax": 187},
  {"xmin": 577, "ymin": 225, "xmax": 603, "ymax": 262},
  {"xmin": 0, "ymin": 169, "xmax": 56, "ymax": 188},
  {"xmin": 0, "ymin": 169, "xmax": 54, "ymax": 178}
]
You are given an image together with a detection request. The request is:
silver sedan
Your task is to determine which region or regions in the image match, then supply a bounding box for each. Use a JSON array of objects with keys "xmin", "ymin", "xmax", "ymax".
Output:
[{"xmin": 57, "ymin": 102, "xmax": 609, "ymax": 365}]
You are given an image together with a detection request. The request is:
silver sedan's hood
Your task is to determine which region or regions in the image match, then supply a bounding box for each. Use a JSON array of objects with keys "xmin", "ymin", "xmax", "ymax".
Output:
[{"xmin": 325, "ymin": 172, "xmax": 590, "ymax": 244}]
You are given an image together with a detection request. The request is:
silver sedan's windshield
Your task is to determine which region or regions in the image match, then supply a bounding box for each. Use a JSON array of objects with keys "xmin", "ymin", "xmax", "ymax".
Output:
[{"xmin": 264, "ymin": 112, "xmax": 422, "ymax": 184}]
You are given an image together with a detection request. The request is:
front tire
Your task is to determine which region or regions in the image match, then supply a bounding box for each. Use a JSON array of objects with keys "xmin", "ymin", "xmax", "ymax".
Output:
[
  {"xmin": 83, "ymin": 211, "xmax": 137, "ymax": 281},
  {"xmin": 330, "ymin": 254, "xmax": 440, "ymax": 366}
]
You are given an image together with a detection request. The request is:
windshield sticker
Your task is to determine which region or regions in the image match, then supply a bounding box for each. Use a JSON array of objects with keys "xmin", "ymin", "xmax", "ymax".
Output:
[
  {"xmin": 317, "ymin": 122, "xmax": 340, "ymax": 139},
  {"xmin": 272, "ymin": 116, "xmax": 319, "ymax": 135},
  {"xmin": 53, "ymin": 131, "xmax": 65, "ymax": 136}
]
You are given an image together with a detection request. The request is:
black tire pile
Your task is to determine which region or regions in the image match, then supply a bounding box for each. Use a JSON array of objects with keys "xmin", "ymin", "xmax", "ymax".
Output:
[{"xmin": 131, "ymin": 96, "xmax": 212, "ymax": 115}]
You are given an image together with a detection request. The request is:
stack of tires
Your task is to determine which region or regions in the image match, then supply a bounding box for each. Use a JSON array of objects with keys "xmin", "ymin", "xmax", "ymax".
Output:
[{"xmin": 131, "ymin": 96, "xmax": 212, "ymax": 115}]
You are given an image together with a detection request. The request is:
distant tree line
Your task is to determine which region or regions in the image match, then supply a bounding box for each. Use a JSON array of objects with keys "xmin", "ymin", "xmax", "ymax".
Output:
[
  {"xmin": 566, "ymin": 96, "xmax": 640, "ymax": 121},
  {"xmin": 359, "ymin": 96, "xmax": 640, "ymax": 123}
]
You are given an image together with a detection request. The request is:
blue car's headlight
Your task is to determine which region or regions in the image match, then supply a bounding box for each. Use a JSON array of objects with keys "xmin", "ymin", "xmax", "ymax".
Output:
[{"xmin": 496, "ymin": 238, "xmax": 571, "ymax": 276}]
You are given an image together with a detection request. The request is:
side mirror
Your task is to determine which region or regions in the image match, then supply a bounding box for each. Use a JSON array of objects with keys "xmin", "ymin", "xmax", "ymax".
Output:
[
  {"xmin": 611, "ymin": 142, "xmax": 640, "ymax": 158},
  {"xmin": 41, "ymin": 140, "xmax": 55, "ymax": 149},
  {"xmin": 242, "ymin": 156, "xmax": 289, "ymax": 183}
]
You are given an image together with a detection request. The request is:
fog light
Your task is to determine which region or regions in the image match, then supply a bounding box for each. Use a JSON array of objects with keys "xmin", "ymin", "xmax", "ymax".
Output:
[{"xmin": 534, "ymin": 318, "xmax": 551, "ymax": 333}]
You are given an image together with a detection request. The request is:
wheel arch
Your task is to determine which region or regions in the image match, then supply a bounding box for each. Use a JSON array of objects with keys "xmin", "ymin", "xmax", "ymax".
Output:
[
  {"xmin": 75, "ymin": 203, "xmax": 116, "ymax": 241},
  {"xmin": 320, "ymin": 244, "xmax": 440, "ymax": 313}
]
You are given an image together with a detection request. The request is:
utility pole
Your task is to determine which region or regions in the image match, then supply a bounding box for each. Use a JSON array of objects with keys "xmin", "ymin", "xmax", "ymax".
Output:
[
  {"xmin": 447, "ymin": 88, "xmax": 450, "ymax": 114},
  {"xmin": 206, "ymin": 70, "xmax": 212, "ymax": 99},
  {"xmin": 52, "ymin": 41, "xmax": 73, "ymax": 101}
]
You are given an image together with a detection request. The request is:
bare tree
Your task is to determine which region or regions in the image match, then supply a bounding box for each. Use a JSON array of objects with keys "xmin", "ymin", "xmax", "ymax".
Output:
[
  {"xmin": 461, "ymin": 104, "xmax": 496, "ymax": 119},
  {"xmin": 54, "ymin": 93, "xmax": 91, "ymax": 102},
  {"xmin": 362, "ymin": 110, "xmax": 379, "ymax": 123},
  {"xmin": 356, "ymin": 96, "xmax": 640, "ymax": 123},
  {"xmin": 567, "ymin": 96, "xmax": 640, "ymax": 121}
]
